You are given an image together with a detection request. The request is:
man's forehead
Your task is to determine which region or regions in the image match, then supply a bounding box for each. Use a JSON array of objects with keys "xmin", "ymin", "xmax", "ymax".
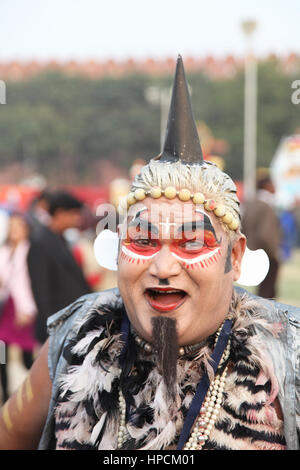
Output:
[
  {"xmin": 120, "ymin": 201, "xmax": 225, "ymax": 241},
  {"xmin": 128, "ymin": 203, "xmax": 207, "ymax": 224}
]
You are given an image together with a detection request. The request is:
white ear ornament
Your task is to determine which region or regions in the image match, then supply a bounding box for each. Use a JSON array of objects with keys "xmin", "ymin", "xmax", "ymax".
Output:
[
  {"xmin": 94, "ymin": 229, "xmax": 119, "ymax": 271},
  {"xmin": 236, "ymin": 246, "xmax": 270, "ymax": 287}
]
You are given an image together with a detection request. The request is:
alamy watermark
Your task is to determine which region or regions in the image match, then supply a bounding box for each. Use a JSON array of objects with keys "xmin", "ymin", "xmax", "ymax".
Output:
[
  {"xmin": 291, "ymin": 80, "xmax": 300, "ymax": 105},
  {"xmin": 0, "ymin": 80, "xmax": 6, "ymax": 104},
  {"xmin": 95, "ymin": 201, "xmax": 206, "ymax": 240}
]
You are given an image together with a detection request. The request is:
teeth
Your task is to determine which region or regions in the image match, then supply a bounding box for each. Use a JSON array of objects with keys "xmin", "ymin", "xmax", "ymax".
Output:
[{"xmin": 150, "ymin": 289, "xmax": 183, "ymax": 294}]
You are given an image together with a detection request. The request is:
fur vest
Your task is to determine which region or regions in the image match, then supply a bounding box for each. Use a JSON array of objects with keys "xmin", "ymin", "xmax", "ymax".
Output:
[{"xmin": 52, "ymin": 290, "xmax": 287, "ymax": 450}]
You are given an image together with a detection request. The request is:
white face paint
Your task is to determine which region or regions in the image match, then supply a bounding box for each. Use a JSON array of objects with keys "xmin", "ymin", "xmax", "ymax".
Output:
[
  {"xmin": 171, "ymin": 246, "xmax": 222, "ymax": 267},
  {"xmin": 119, "ymin": 205, "xmax": 223, "ymax": 269},
  {"xmin": 158, "ymin": 218, "xmax": 177, "ymax": 237},
  {"xmin": 121, "ymin": 244, "xmax": 159, "ymax": 261}
]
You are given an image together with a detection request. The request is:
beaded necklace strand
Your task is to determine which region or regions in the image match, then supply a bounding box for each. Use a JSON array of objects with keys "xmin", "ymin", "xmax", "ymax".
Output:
[
  {"xmin": 183, "ymin": 362, "xmax": 228, "ymax": 449},
  {"xmin": 117, "ymin": 319, "xmax": 231, "ymax": 449}
]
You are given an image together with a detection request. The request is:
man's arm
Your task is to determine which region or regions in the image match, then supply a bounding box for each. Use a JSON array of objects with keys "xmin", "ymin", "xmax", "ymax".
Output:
[{"xmin": 0, "ymin": 340, "xmax": 52, "ymax": 449}]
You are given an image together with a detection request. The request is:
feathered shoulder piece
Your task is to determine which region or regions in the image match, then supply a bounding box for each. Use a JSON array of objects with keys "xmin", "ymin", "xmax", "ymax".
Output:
[{"xmin": 54, "ymin": 289, "xmax": 285, "ymax": 450}]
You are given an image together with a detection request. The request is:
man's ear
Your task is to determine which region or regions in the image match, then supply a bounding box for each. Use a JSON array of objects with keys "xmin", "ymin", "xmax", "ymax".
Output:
[{"xmin": 231, "ymin": 234, "xmax": 247, "ymax": 281}]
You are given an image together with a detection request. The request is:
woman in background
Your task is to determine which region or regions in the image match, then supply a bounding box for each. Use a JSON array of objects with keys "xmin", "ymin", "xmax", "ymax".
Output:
[{"xmin": 0, "ymin": 213, "xmax": 37, "ymax": 403}]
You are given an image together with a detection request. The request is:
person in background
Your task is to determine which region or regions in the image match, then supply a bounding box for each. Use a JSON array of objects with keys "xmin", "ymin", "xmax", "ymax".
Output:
[
  {"xmin": 27, "ymin": 190, "xmax": 52, "ymax": 231},
  {"xmin": 279, "ymin": 207, "xmax": 298, "ymax": 262},
  {"xmin": 70, "ymin": 207, "xmax": 107, "ymax": 292},
  {"xmin": 27, "ymin": 191, "xmax": 91, "ymax": 345},
  {"xmin": 0, "ymin": 213, "xmax": 37, "ymax": 403},
  {"xmin": 242, "ymin": 170, "xmax": 282, "ymax": 299}
]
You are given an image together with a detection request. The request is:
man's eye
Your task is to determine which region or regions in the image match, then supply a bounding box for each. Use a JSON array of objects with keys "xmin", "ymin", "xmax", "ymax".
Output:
[
  {"xmin": 133, "ymin": 238, "xmax": 157, "ymax": 247},
  {"xmin": 181, "ymin": 240, "xmax": 204, "ymax": 251}
]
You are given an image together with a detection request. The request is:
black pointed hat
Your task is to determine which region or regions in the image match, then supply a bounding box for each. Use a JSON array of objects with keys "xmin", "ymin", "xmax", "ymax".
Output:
[{"xmin": 158, "ymin": 55, "xmax": 203, "ymax": 165}]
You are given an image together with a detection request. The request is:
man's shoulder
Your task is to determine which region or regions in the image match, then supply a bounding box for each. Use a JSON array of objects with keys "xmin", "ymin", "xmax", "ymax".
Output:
[
  {"xmin": 46, "ymin": 287, "xmax": 122, "ymax": 335},
  {"xmin": 29, "ymin": 224, "xmax": 53, "ymax": 245},
  {"xmin": 234, "ymin": 285, "xmax": 300, "ymax": 325},
  {"xmin": 29, "ymin": 226, "xmax": 69, "ymax": 257},
  {"xmin": 46, "ymin": 288, "xmax": 122, "ymax": 383}
]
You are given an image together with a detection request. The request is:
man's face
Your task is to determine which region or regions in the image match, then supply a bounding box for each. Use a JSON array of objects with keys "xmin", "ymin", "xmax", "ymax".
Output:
[
  {"xmin": 55, "ymin": 208, "xmax": 82, "ymax": 232},
  {"xmin": 117, "ymin": 196, "xmax": 245, "ymax": 346}
]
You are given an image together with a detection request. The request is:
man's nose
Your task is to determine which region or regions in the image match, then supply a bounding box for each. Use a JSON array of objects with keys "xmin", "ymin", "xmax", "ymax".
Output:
[{"xmin": 148, "ymin": 245, "xmax": 181, "ymax": 279}]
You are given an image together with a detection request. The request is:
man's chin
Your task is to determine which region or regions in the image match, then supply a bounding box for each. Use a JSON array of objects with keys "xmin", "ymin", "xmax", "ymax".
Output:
[{"xmin": 128, "ymin": 296, "xmax": 195, "ymax": 343}]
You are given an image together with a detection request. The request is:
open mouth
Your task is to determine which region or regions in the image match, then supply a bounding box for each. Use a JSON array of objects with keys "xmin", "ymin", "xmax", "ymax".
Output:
[{"xmin": 144, "ymin": 287, "xmax": 187, "ymax": 312}]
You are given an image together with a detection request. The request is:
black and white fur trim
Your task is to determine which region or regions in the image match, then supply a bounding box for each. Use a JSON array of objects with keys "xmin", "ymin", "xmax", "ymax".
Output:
[{"xmin": 54, "ymin": 290, "xmax": 286, "ymax": 450}]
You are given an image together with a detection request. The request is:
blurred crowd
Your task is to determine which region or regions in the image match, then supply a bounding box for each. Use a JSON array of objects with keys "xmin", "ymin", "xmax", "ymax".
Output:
[
  {"xmin": 242, "ymin": 168, "xmax": 300, "ymax": 299},
  {"xmin": 0, "ymin": 189, "xmax": 117, "ymax": 404}
]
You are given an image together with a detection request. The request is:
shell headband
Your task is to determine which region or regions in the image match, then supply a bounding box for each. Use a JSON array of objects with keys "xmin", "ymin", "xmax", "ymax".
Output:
[{"xmin": 120, "ymin": 174, "xmax": 240, "ymax": 232}]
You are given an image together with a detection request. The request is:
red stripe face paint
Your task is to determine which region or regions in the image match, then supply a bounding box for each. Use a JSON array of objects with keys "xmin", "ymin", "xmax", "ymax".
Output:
[
  {"xmin": 120, "ymin": 207, "xmax": 222, "ymax": 269},
  {"xmin": 169, "ymin": 228, "xmax": 222, "ymax": 269},
  {"xmin": 172, "ymin": 246, "xmax": 222, "ymax": 269},
  {"xmin": 121, "ymin": 207, "xmax": 161, "ymax": 264}
]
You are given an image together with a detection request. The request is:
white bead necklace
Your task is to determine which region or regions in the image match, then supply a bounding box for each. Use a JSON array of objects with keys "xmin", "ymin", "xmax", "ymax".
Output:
[
  {"xmin": 117, "ymin": 391, "xmax": 127, "ymax": 449},
  {"xmin": 183, "ymin": 363, "xmax": 228, "ymax": 450},
  {"xmin": 182, "ymin": 335, "xmax": 231, "ymax": 450},
  {"xmin": 117, "ymin": 337, "xmax": 231, "ymax": 450},
  {"xmin": 133, "ymin": 320, "xmax": 227, "ymax": 358}
]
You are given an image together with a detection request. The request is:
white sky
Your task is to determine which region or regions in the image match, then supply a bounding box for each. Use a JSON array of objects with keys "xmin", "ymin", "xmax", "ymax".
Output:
[{"xmin": 0, "ymin": 0, "xmax": 299, "ymax": 61}]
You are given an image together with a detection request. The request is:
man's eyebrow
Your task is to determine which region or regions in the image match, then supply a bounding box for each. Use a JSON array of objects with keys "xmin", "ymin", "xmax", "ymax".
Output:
[
  {"xmin": 176, "ymin": 220, "xmax": 203, "ymax": 233},
  {"xmin": 128, "ymin": 217, "xmax": 159, "ymax": 235},
  {"xmin": 176, "ymin": 214, "xmax": 213, "ymax": 233},
  {"xmin": 132, "ymin": 208, "xmax": 148, "ymax": 220},
  {"xmin": 177, "ymin": 215, "xmax": 221, "ymax": 243}
]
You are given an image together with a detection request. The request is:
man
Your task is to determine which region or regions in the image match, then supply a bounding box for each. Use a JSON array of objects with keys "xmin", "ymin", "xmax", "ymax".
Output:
[
  {"xmin": 27, "ymin": 189, "xmax": 52, "ymax": 231},
  {"xmin": 242, "ymin": 171, "xmax": 282, "ymax": 299},
  {"xmin": 0, "ymin": 57, "xmax": 299, "ymax": 451},
  {"xmin": 27, "ymin": 190, "xmax": 92, "ymax": 344}
]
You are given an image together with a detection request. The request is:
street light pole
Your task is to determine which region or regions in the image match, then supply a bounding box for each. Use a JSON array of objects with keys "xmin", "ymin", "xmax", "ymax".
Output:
[
  {"xmin": 145, "ymin": 86, "xmax": 171, "ymax": 150},
  {"xmin": 145, "ymin": 84, "xmax": 192, "ymax": 151},
  {"xmin": 159, "ymin": 88, "xmax": 171, "ymax": 150},
  {"xmin": 241, "ymin": 20, "xmax": 258, "ymax": 203}
]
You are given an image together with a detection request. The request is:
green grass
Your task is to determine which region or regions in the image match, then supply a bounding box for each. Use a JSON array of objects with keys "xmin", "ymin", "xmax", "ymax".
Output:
[{"xmin": 277, "ymin": 249, "xmax": 300, "ymax": 307}]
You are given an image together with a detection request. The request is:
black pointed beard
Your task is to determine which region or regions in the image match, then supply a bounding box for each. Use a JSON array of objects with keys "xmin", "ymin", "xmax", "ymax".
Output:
[{"xmin": 151, "ymin": 316, "xmax": 178, "ymax": 402}]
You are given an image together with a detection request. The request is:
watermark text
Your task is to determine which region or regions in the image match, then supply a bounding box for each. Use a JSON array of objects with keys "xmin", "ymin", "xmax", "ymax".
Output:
[{"xmin": 291, "ymin": 80, "xmax": 300, "ymax": 104}]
